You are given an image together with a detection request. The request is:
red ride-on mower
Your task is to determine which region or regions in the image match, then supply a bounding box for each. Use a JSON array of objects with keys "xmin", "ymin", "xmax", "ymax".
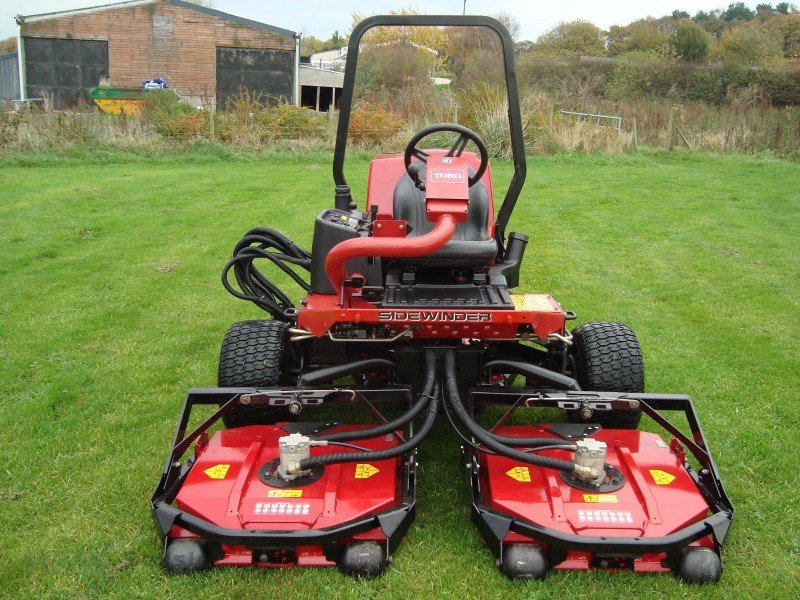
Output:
[{"xmin": 151, "ymin": 15, "xmax": 732, "ymax": 582}]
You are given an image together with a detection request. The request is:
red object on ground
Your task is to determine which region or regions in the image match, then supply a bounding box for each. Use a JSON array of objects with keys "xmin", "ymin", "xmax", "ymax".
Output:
[
  {"xmin": 479, "ymin": 426, "xmax": 714, "ymax": 573},
  {"xmin": 170, "ymin": 424, "xmax": 402, "ymax": 567}
]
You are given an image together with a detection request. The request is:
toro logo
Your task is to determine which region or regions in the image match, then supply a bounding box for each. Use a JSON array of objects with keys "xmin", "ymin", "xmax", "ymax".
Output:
[{"xmin": 430, "ymin": 168, "xmax": 466, "ymax": 184}]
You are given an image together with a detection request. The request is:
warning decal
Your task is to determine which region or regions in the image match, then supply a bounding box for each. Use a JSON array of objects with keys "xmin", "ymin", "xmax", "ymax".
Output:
[
  {"xmin": 267, "ymin": 489, "xmax": 303, "ymax": 498},
  {"xmin": 255, "ymin": 502, "xmax": 310, "ymax": 516},
  {"xmin": 203, "ymin": 464, "xmax": 230, "ymax": 479},
  {"xmin": 510, "ymin": 294, "xmax": 556, "ymax": 312},
  {"xmin": 506, "ymin": 466, "xmax": 531, "ymax": 482},
  {"xmin": 583, "ymin": 494, "xmax": 619, "ymax": 503},
  {"xmin": 355, "ymin": 463, "xmax": 380, "ymax": 479},
  {"xmin": 649, "ymin": 469, "xmax": 676, "ymax": 485}
]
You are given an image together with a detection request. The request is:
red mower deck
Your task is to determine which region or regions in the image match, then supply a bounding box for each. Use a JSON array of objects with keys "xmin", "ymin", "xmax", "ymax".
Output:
[{"xmin": 171, "ymin": 424, "xmax": 403, "ymax": 568}]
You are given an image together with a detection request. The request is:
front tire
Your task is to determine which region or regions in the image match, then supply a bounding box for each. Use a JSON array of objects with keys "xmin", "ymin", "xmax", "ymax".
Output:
[
  {"xmin": 218, "ymin": 320, "xmax": 292, "ymax": 427},
  {"xmin": 568, "ymin": 321, "xmax": 644, "ymax": 429}
]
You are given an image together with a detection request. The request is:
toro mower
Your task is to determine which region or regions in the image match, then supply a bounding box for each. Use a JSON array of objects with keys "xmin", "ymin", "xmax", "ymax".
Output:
[{"xmin": 151, "ymin": 15, "xmax": 733, "ymax": 582}]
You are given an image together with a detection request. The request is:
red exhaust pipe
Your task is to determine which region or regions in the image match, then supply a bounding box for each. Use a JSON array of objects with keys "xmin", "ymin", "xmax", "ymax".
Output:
[{"xmin": 325, "ymin": 214, "xmax": 457, "ymax": 293}]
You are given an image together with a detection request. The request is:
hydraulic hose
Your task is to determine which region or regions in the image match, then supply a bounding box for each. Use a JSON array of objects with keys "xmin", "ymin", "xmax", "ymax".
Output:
[
  {"xmin": 299, "ymin": 358, "xmax": 395, "ymax": 387},
  {"xmin": 483, "ymin": 359, "xmax": 581, "ymax": 391},
  {"xmin": 313, "ymin": 350, "xmax": 437, "ymax": 443},
  {"xmin": 298, "ymin": 382, "xmax": 440, "ymax": 471},
  {"xmin": 221, "ymin": 227, "xmax": 312, "ymax": 321},
  {"xmin": 444, "ymin": 350, "xmax": 577, "ymax": 474}
]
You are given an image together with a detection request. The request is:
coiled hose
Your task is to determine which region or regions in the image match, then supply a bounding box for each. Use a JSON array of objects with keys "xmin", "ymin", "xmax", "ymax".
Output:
[
  {"xmin": 444, "ymin": 350, "xmax": 577, "ymax": 474},
  {"xmin": 298, "ymin": 382, "xmax": 440, "ymax": 471},
  {"xmin": 312, "ymin": 350, "xmax": 437, "ymax": 443},
  {"xmin": 221, "ymin": 227, "xmax": 311, "ymax": 321}
]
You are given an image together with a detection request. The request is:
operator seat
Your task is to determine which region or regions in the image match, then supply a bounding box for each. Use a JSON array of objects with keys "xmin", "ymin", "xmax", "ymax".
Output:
[{"xmin": 392, "ymin": 169, "xmax": 497, "ymax": 266}]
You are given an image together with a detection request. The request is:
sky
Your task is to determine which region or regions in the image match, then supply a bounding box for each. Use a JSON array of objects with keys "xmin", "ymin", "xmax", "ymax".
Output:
[{"xmin": 0, "ymin": 0, "xmax": 767, "ymax": 41}]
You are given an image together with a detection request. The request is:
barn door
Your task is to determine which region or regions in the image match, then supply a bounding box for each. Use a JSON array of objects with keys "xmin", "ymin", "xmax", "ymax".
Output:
[
  {"xmin": 215, "ymin": 47, "xmax": 293, "ymax": 109},
  {"xmin": 24, "ymin": 37, "xmax": 108, "ymax": 108}
]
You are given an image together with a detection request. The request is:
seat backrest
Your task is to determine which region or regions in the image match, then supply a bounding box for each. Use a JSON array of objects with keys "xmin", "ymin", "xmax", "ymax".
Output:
[{"xmin": 393, "ymin": 172, "xmax": 491, "ymax": 242}]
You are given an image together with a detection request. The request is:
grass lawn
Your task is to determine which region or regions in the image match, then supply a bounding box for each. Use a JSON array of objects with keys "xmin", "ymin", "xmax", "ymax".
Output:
[{"xmin": 0, "ymin": 149, "xmax": 798, "ymax": 599}]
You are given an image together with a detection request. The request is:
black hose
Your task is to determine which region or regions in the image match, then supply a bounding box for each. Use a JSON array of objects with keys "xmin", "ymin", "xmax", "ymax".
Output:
[
  {"xmin": 313, "ymin": 350, "xmax": 437, "ymax": 443},
  {"xmin": 299, "ymin": 382, "xmax": 440, "ymax": 471},
  {"xmin": 441, "ymin": 392, "xmax": 575, "ymax": 455},
  {"xmin": 324, "ymin": 441, "xmax": 372, "ymax": 452},
  {"xmin": 444, "ymin": 350, "xmax": 576, "ymax": 474},
  {"xmin": 484, "ymin": 359, "xmax": 581, "ymax": 391},
  {"xmin": 299, "ymin": 358, "xmax": 395, "ymax": 387},
  {"xmin": 221, "ymin": 227, "xmax": 312, "ymax": 321}
]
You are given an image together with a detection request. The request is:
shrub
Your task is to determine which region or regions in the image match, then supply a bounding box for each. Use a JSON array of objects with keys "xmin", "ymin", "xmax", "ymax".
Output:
[
  {"xmin": 349, "ymin": 103, "xmax": 404, "ymax": 145},
  {"xmin": 607, "ymin": 50, "xmax": 679, "ymax": 100}
]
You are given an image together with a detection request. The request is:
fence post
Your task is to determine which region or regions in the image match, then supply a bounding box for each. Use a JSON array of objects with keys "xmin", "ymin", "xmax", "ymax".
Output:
[
  {"xmin": 209, "ymin": 106, "xmax": 215, "ymax": 140},
  {"xmin": 666, "ymin": 106, "xmax": 677, "ymax": 151},
  {"xmin": 632, "ymin": 116, "xmax": 638, "ymax": 150}
]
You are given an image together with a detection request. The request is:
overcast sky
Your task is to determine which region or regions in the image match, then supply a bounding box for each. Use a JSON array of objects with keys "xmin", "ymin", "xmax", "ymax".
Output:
[{"xmin": 0, "ymin": 1, "xmax": 765, "ymax": 41}]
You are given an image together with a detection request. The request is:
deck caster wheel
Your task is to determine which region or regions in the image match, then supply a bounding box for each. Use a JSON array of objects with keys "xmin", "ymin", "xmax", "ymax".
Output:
[
  {"xmin": 163, "ymin": 539, "xmax": 210, "ymax": 574},
  {"xmin": 675, "ymin": 548, "xmax": 722, "ymax": 584},
  {"xmin": 338, "ymin": 541, "xmax": 387, "ymax": 578},
  {"xmin": 501, "ymin": 544, "xmax": 548, "ymax": 580}
]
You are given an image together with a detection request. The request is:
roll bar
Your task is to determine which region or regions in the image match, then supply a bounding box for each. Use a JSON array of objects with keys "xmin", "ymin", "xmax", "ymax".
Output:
[{"xmin": 332, "ymin": 15, "xmax": 527, "ymax": 248}]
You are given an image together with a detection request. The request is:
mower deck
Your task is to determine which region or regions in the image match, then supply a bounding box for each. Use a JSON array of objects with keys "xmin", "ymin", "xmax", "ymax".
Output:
[
  {"xmin": 152, "ymin": 390, "xmax": 417, "ymax": 574},
  {"xmin": 466, "ymin": 392, "xmax": 733, "ymax": 580}
]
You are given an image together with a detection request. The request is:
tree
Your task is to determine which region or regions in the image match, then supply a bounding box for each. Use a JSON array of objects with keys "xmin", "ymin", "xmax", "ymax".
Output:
[
  {"xmin": 495, "ymin": 12, "xmax": 521, "ymax": 42},
  {"xmin": 352, "ymin": 9, "xmax": 448, "ymax": 55},
  {"xmin": 607, "ymin": 18, "xmax": 670, "ymax": 55},
  {"xmin": 670, "ymin": 21, "xmax": 711, "ymax": 60},
  {"xmin": 764, "ymin": 12, "xmax": 800, "ymax": 57},
  {"xmin": 693, "ymin": 10, "xmax": 710, "ymax": 21},
  {"xmin": 716, "ymin": 24, "xmax": 784, "ymax": 62},
  {"xmin": 776, "ymin": 2, "xmax": 791, "ymax": 14},
  {"xmin": 1, "ymin": 37, "xmax": 16, "ymax": 54},
  {"xmin": 723, "ymin": 2, "xmax": 757, "ymax": 21},
  {"xmin": 672, "ymin": 10, "xmax": 690, "ymax": 20},
  {"xmin": 533, "ymin": 20, "xmax": 606, "ymax": 56}
]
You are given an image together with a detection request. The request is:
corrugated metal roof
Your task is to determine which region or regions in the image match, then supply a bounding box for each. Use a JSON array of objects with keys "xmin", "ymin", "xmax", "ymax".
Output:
[{"xmin": 17, "ymin": 0, "xmax": 297, "ymax": 37}]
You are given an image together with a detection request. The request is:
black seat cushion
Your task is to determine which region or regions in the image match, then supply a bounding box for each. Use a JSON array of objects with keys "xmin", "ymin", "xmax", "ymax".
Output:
[{"xmin": 392, "ymin": 171, "xmax": 497, "ymax": 266}]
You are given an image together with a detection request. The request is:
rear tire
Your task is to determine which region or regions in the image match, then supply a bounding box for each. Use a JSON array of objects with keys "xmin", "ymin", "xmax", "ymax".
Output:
[
  {"xmin": 218, "ymin": 320, "xmax": 292, "ymax": 427},
  {"xmin": 568, "ymin": 322, "xmax": 644, "ymax": 429}
]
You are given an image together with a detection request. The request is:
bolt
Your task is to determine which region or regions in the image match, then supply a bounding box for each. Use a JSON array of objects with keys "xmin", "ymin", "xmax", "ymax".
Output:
[
  {"xmin": 580, "ymin": 406, "xmax": 593, "ymax": 419},
  {"xmin": 628, "ymin": 400, "xmax": 640, "ymax": 409},
  {"xmin": 600, "ymin": 559, "xmax": 609, "ymax": 568},
  {"xmin": 240, "ymin": 395, "xmax": 251, "ymax": 405},
  {"xmin": 288, "ymin": 400, "xmax": 302, "ymax": 415}
]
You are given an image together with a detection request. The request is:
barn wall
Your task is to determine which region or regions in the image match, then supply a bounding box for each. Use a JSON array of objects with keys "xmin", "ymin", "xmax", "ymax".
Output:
[{"xmin": 21, "ymin": 0, "xmax": 294, "ymax": 105}]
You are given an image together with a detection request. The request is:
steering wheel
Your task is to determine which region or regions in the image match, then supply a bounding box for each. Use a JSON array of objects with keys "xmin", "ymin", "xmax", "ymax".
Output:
[{"xmin": 404, "ymin": 123, "xmax": 489, "ymax": 188}]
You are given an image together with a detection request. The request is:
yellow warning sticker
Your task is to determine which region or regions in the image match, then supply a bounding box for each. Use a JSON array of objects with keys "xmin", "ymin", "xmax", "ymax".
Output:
[
  {"xmin": 583, "ymin": 494, "xmax": 619, "ymax": 503},
  {"xmin": 267, "ymin": 489, "xmax": 303, "ymax": 498},
  {"xmin": 510, "ymin": 294, "xmax": 556, "ymax": 312},
  {"xmin": 354, "ymin": 463, "xmax": 380, "ymax": 479},
  {"xmin": 203, "ymin": 464, "xmax": 230, "ymax": 480},
  {"xmin": 506, "ymin": 466, "xmax": 531, "ymax": 482},
  {"xmin": 649, "ymin": 469, "xmax": 676, "ymax": 485}
]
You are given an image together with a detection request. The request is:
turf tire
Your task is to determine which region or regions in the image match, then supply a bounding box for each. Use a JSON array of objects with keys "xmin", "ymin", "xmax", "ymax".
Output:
[
  {"xmin": 568, "ymin": 321, "xmax": 644, "ymax": 429},
  {"xmin": 218, "ymin": 320, "xmax": 291, "ymax": 427}
]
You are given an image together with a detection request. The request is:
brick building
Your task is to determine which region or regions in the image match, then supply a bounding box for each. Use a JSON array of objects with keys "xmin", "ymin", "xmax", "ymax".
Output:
[{"xmin": 15, "ymin": 0, "xmax": 300, "ymax": 108}]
